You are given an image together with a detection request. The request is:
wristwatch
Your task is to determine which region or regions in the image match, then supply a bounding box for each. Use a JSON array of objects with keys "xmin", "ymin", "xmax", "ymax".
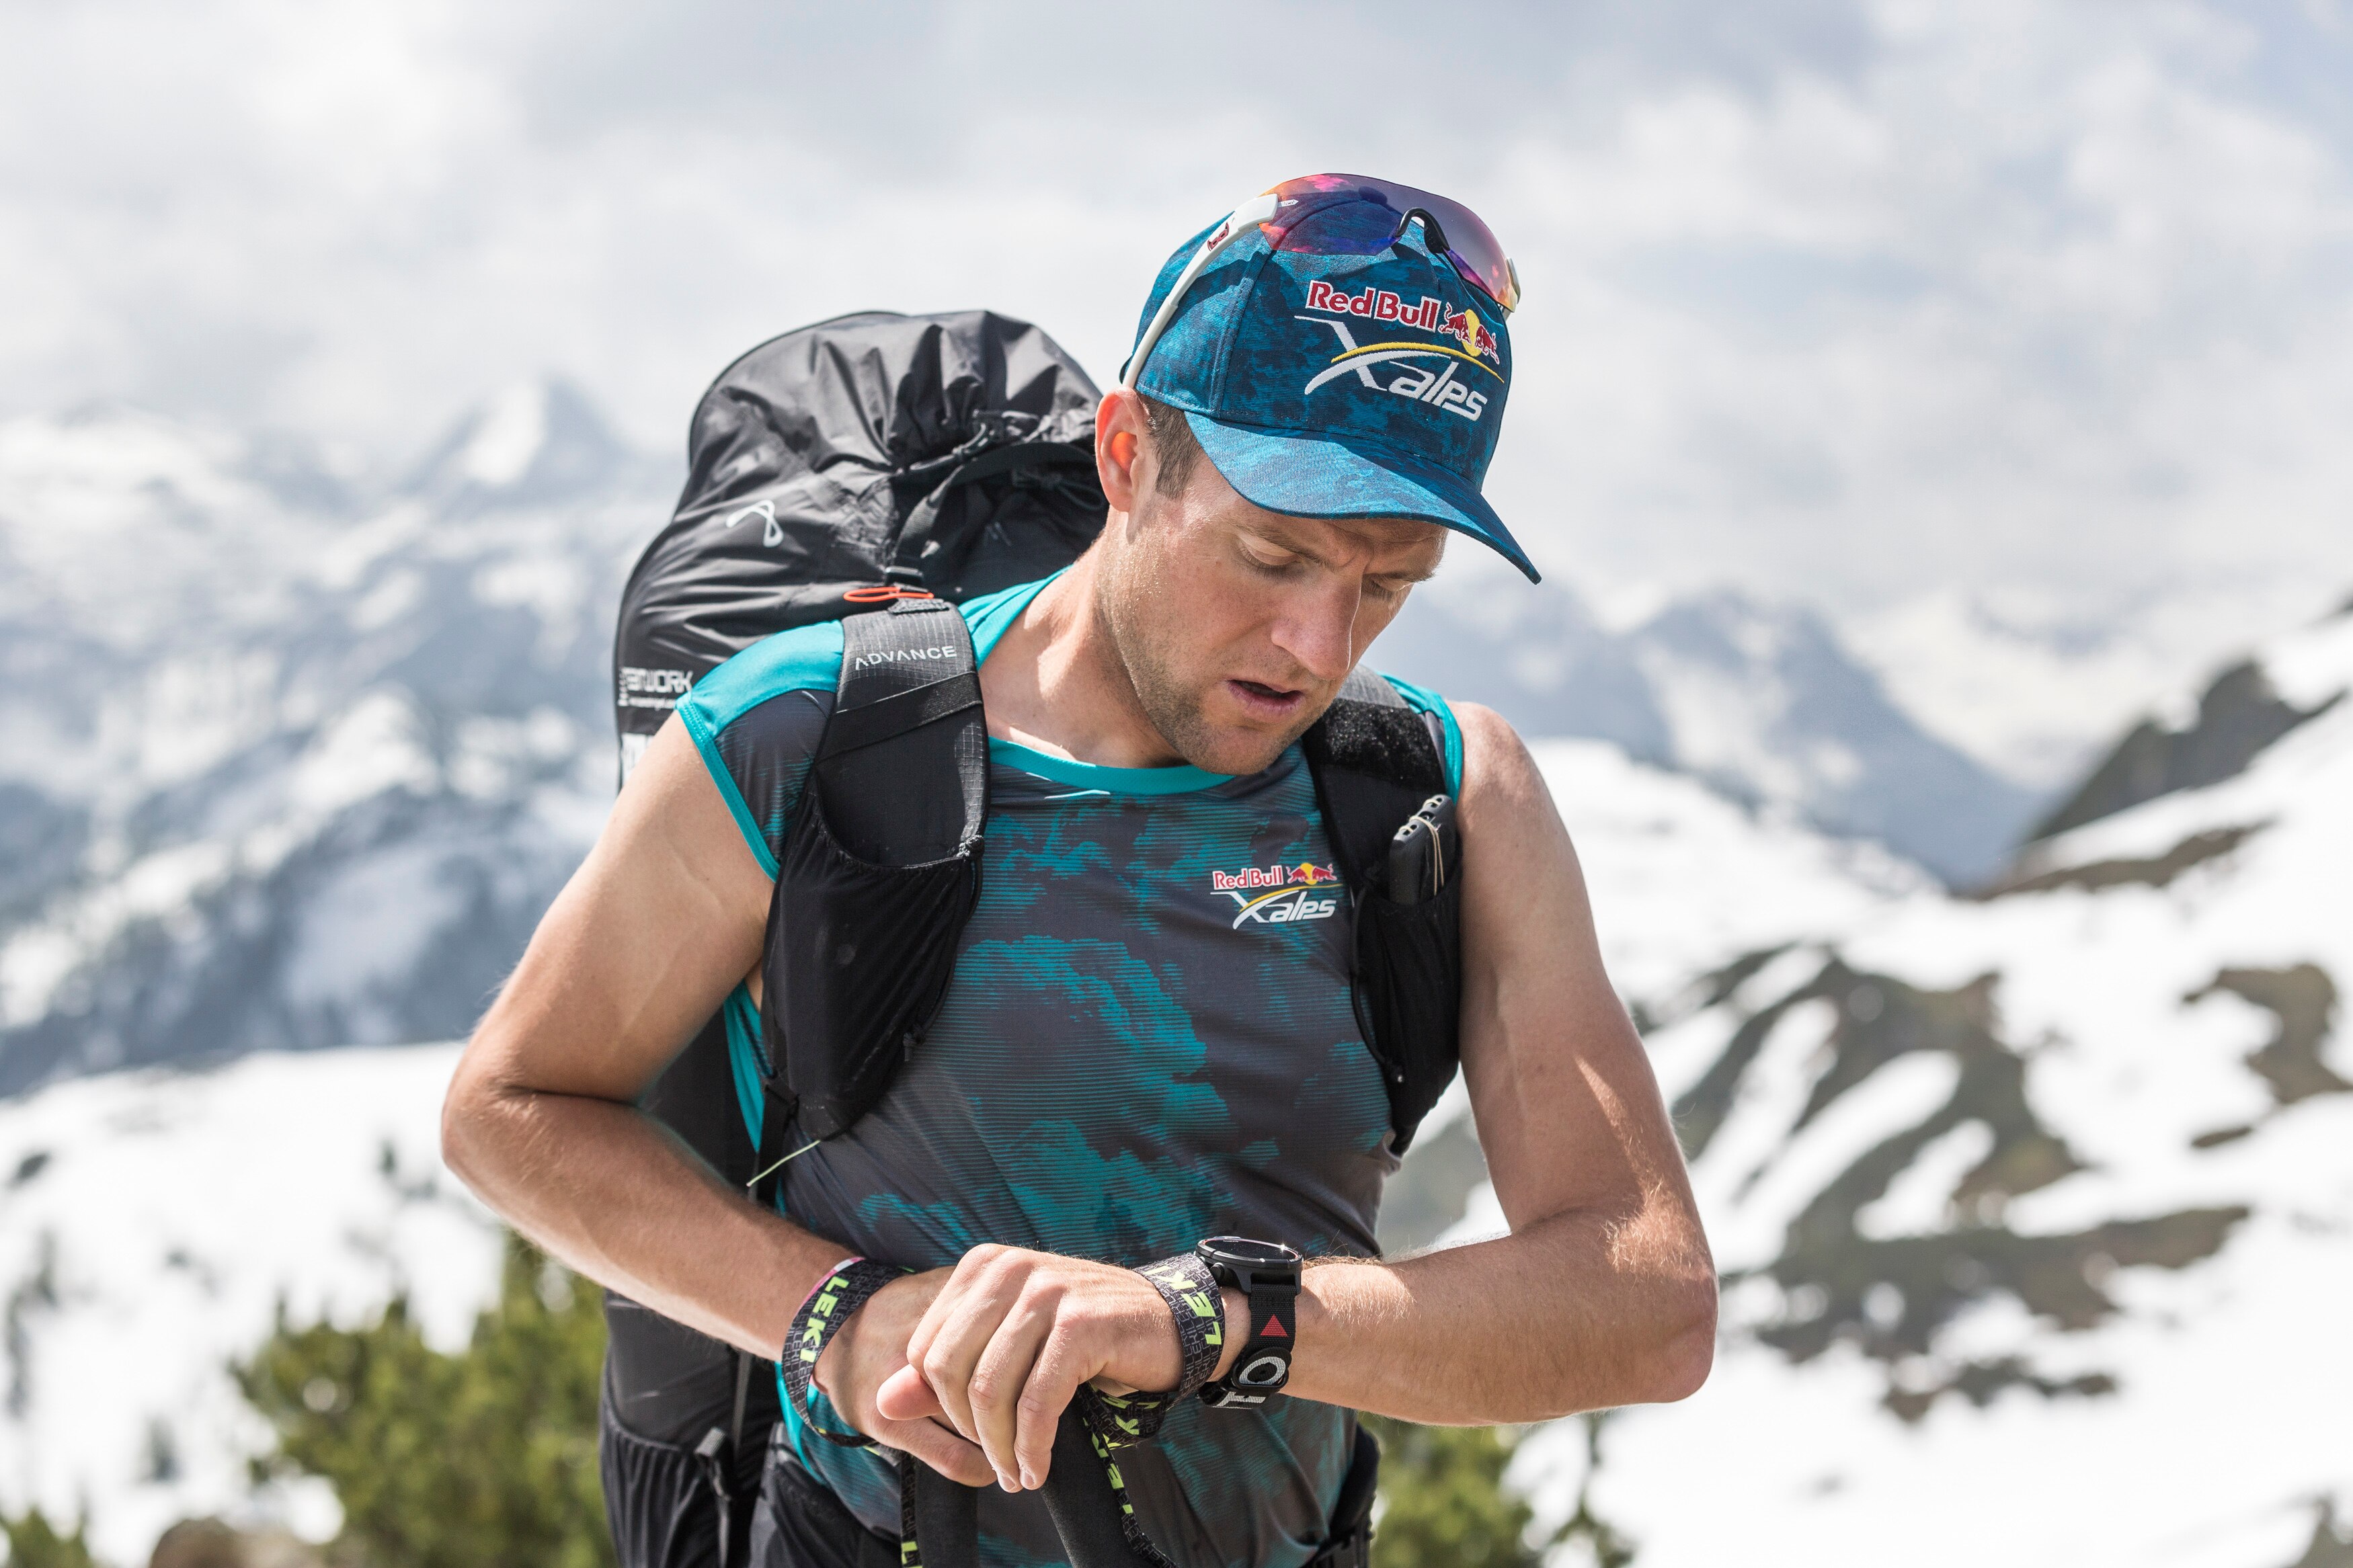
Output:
[{"xmin": 1195, "ymin": 1236, "xmax": 1304, "ymax": 1409}]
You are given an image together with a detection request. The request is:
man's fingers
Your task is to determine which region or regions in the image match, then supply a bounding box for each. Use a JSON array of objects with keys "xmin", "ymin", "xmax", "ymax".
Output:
[
  {"xmin": 967, "ymin": 1287, "xmax": 1060, "ymax": 1488},
  {"xmin": 875, "ymin": 1364, "xmax": 945, "ymax": 1423},
  {"xmin": 881, "ymin": 1417, "xmax": 994, "ymax": 1490},
  {"xmin": 1013, "ymin": 1329, "xmax": 1088, "ymax": 1490},
  {"xmin": 920, "ymin": 1257, "xmax": 1028, "ymax": 1450},
  {"xmin": 900, "ymin": 1249, "xmax": 996, "ymax": 1375}
]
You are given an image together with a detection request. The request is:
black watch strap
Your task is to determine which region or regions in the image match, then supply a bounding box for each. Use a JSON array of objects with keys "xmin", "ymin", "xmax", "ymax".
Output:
[
  {"xmin": 779, "ymin": 1256, "xmax": 900, "ymax": 1448},
  {"xmin": 1196, "ymin": 1239, "xmax": 1302, "ymax": 1411}
]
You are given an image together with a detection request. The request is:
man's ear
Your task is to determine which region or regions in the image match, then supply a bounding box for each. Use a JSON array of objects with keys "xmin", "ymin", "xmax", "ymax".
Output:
[{"xmin": 1095, "ymin": 387, "xmax": 1146, "ymax": 515}]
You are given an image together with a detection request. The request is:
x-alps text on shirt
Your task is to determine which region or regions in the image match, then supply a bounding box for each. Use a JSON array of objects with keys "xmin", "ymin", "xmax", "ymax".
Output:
[{"xmin": 1211, "ymin": 861, "xmax": 1343, "ymax": 930}]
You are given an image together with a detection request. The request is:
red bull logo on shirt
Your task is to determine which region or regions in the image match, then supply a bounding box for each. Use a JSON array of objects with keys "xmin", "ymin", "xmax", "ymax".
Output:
[
  {"xmin": 1210, "ymin": 861, "xmax": 1343, "ymax": 929},
  {"xmin": 1209, "ymin": 861, "xmax": 1340, "ymax": 891}
]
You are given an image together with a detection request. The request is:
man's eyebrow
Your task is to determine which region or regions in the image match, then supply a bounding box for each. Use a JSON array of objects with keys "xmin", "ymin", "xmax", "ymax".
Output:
[{"xmin": 1246, "ymin": 523, "xmax": 1443, "ymax": 577}]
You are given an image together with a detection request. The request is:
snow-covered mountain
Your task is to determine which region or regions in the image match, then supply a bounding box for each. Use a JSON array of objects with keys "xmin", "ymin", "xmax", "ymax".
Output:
[
  {"xmin": 1376, "ymin": 574, "xmax": 2042, "ymax": 886},
  {"xmin": 4, "ymin": 597, "xmax": 2344, "ymax": 1566},
  {"xmin": 1845, "ymin": 579, "xmax": 2349, "ymax": 793},
  {"xmin": 0, "ymin": 1044, "xmax": 491, "ymax": 1561},
  {"xmin": 1509, "ymin": 600, "xmax": 2353, "ymax": 1568},
  {"xmin": 0, "ymin": 384, "xmax": 669, "ymax": 1096},
  {"xmin": 0, "ymin": 386, "xmax": 2076, "ymax": 1101},
  {"xmin": 5, "ymin": 382, "xmax": 2344, "ymax": 1563}
]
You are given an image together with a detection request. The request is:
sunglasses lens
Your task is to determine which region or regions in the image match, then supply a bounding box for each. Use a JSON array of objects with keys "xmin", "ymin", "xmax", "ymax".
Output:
[{"xmin": 1261, "ymin": 173, "xmax": 1520, "ymax": 313}]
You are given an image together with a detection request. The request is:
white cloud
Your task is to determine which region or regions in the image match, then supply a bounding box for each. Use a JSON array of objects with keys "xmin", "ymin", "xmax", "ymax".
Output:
[{"xmin": 2, "ymin": 0, "xmax": 2350, "ymax": 639}]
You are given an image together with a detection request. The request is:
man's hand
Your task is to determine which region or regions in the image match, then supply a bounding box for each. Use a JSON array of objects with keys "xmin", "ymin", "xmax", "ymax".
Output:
[
  {"xmin": 812, "ymin": 1270, "xmax": 994, "ymax": 1488},
  {"xmin": 870, "ymin": 1245, "xmax": 1228, "ymax": 1493}
]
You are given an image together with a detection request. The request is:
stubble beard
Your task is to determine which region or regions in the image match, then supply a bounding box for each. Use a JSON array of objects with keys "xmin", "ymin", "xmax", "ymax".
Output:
[{"xmin": 1096, "ymin": 547, "xmax": 1321, "ymax": 778}]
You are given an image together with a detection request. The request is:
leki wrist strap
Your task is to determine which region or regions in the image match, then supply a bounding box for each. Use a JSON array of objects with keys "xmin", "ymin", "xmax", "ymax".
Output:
[
  {"xmin": 779, "ymin": 1256, "xmax": 901, "ymax": 1448},
  {"xmin": 1081, "ymin": 1253, "xmax": 1225, "ymax": 1451},
  {"xmin": 1139, "ymin": 1253, "xmax": 1225, "ymax": 1403}
]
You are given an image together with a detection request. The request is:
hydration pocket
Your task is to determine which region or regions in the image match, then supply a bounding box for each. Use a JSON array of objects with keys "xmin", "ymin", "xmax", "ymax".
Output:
[
  {"xmin": 1351, "ymin": 873, "xmax": 1464, "ymax": 1155},
  {"xmin": 1303, "ymin": 669, "xmax": 1464, "ymax": 1156},
  {"xmin": 767, "ymin": 788, "xmax": 982, "ymax": 1141}
]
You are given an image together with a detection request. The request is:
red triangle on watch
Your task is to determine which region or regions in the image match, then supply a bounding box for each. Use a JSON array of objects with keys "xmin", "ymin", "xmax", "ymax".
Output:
[{"xmin": 1261, "ymin": 1314, "xmax": 1290, "ymax": 1338}]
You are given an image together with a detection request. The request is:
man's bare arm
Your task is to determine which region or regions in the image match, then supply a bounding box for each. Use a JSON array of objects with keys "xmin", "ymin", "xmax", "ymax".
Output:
[
  {"xmin": 440, "ymin": 716, "xmax": 990, "ymax": 1481},
  {"xmin": 1281, "ymin": 702, "xmax": 1717, "ymax": 1421}
]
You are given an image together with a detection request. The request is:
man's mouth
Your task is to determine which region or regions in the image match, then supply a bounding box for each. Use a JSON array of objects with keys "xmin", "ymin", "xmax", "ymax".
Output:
[{"xmin": 1225, "ymin": 678, "xmax": 1308, "ymax": 720}]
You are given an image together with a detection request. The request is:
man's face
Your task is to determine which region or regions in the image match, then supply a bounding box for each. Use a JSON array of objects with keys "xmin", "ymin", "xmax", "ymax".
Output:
[{"xmin": 1095, "ymin": 428, "xmax": 1447, "ymax": 777}]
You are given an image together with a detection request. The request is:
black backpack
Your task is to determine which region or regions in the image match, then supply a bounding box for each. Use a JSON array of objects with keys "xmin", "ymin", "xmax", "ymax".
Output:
[{"xmin": 604, "ymin": 311, "xmax": 1461, "ymax": 1568}]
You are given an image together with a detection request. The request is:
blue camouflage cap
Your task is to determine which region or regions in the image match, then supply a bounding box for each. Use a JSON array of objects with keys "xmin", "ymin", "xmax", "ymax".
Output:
[{"xmin": 1124, "ymin": 190, "xmax": 1538, "ymax": 582}]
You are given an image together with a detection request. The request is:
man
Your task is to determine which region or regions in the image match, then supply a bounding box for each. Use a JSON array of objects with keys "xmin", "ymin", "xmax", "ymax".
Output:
[{"xmin": 444, "ymin": 175, "xmax": 1715, "ymax": 1568}]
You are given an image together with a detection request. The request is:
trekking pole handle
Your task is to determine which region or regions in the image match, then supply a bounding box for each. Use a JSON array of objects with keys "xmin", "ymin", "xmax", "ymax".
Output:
[{"xmin": 904, "ymin": 1407, "xmax": 1170, "ymax": 1568}]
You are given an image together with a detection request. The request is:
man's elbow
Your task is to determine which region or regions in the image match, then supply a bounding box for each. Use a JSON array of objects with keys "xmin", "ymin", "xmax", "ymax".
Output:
[
  {"xmin": 438, "ymin": 1036, "xmax": 508, "ymax": 1198},
  {"xmin": 1642, "ymin": 1273, "xmax": 1718, "ymax": 1404}
]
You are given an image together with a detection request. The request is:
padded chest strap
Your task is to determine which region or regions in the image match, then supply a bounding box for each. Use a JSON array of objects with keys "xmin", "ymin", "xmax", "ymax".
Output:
[{"xmin": 817, "ymin": 597, "xmax": 987, "ymax": 863}]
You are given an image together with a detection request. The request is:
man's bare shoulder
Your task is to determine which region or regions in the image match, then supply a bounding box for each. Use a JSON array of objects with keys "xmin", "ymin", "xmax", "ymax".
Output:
[
  {"xmin": 452, "ymin": 716, "xmax": 771, "ymax": 1106},
  {"xmin": 1449, "ymin": 699, "xmax": 1563, "ymax": 833},
  {"xmin": 605, "ymin": 716, "xmax": 776, "ymax": 895}
]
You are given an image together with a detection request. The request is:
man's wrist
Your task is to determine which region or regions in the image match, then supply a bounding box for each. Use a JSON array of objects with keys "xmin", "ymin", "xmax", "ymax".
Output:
[
  {"xmin": 781, "ymin": 1257, "xmax": 900, "ymax": 1446},
  {"xmin": 1209, "ymin": 1286, "xmax": 1247, "ymax": 1381}
]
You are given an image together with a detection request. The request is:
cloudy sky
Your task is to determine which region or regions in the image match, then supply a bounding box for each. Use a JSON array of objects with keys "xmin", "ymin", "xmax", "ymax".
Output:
[{"xmin": 5, "ymin": 0, "xmax": 2352, "ymax": 632}]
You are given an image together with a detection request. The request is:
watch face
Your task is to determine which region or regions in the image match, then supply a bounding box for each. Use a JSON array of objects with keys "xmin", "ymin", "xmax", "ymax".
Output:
[{"xmin": 1197, "ymin": 1236, "xmax": 1302, "ymax": 1269}]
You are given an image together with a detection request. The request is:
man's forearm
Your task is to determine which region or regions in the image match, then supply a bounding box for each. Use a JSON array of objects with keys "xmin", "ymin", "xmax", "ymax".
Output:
[
  {"xmin": 443, "ymin": 1077, "xmax": 844, "ymax": 1359},
  {"xmin": 1281, "ymin": 1206, "xmax": 1717, "ymax": 1423}
]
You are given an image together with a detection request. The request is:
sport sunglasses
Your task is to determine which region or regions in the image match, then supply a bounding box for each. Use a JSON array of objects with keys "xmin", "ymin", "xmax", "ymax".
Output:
[{"xmin": 1123, "ymin": 173, "xmax": 1521, "ymax": 390}]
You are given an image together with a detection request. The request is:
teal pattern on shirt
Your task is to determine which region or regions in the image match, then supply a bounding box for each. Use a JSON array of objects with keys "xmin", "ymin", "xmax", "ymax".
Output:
[{"xmin": 676, "ymin": 576, "xmax": 1462, "ymax": 1568}]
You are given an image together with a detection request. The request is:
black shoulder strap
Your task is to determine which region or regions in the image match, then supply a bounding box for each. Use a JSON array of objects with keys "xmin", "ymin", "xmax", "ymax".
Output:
[
  {"xmin": 1302, "ymin": 668, "xmax": 1462, "ymax": 1157},
  {"xmin": 814, "ymin": 597, "xmax": 987, "ymax": 863},
  {"xmin": 749, "ymin": 595, "xmax": 988, "ymax": 1199},
  {"xmin": 1303, "ymin": 668, "xmax": 1449, "ymax": 894}
]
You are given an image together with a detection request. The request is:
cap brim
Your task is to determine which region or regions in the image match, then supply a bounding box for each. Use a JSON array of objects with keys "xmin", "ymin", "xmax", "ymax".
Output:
[{"xmin": 1184, "ymin": 411, "xmax": 1540, "ymax": 583}]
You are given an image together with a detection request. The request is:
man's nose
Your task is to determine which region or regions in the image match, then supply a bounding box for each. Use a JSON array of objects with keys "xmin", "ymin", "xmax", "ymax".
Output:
[{"xmin": 1269, "ymin": 576, "xmax": 1362, "ymax": 684}]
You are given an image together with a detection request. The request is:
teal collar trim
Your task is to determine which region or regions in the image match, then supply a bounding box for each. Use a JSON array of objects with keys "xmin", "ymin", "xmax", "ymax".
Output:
[
  {"xmin": 965, "ymin": 569, "xmax": 1063, "ymax": 663},
  {"xmin": 986, "ymin": 738, "xmax": 1233, "ymax": 796}
]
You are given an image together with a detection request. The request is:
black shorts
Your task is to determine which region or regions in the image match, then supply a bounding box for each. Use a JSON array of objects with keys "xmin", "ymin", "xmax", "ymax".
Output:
[{"xmin": 747, "ymin": 1436, "xmax": 900, "ymax": 1568}]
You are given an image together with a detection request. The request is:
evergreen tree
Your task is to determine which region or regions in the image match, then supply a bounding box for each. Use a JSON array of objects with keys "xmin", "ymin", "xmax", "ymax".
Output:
[
  {"xmin": 236, "ymin": 1234, "xmax": 612, "ymax": 1568},
  {"xmin": 232, "ymin": 1225, "xmax": 1591, "ymax": 1568},
  {"xmin": 0, "ymin": 1507, "xmax": 99, "ymax": 1568},
  {"xmin": 1361, "ymin": 1416, "xmax": 1541, "ymax": 1568}
]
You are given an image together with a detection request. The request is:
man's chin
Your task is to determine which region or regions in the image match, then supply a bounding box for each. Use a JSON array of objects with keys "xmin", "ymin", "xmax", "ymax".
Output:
[
  {"xmin": 1170, "ymin": 708, "xmax": 1331, "ymax": 777},
  {"xmin": 1138, "ymin": 681, "xmax": 1337, "ymax": 777}
]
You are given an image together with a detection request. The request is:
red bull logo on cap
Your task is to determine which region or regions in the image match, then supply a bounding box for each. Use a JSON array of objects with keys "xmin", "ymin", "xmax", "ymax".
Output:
[
  {"xmin": 1304, "ymin": 280, "xmax": 1449, "ymax": 331},
  {"xmin": 1439, "ymin": 307, "xmax": 1501, "ymax": 366}
]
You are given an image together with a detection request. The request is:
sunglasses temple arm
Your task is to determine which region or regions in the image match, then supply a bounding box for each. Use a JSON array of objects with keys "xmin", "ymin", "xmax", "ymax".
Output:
[{"xmin": 1120, "ymin": 192, "xmax": 1282, "ymax": 391}]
